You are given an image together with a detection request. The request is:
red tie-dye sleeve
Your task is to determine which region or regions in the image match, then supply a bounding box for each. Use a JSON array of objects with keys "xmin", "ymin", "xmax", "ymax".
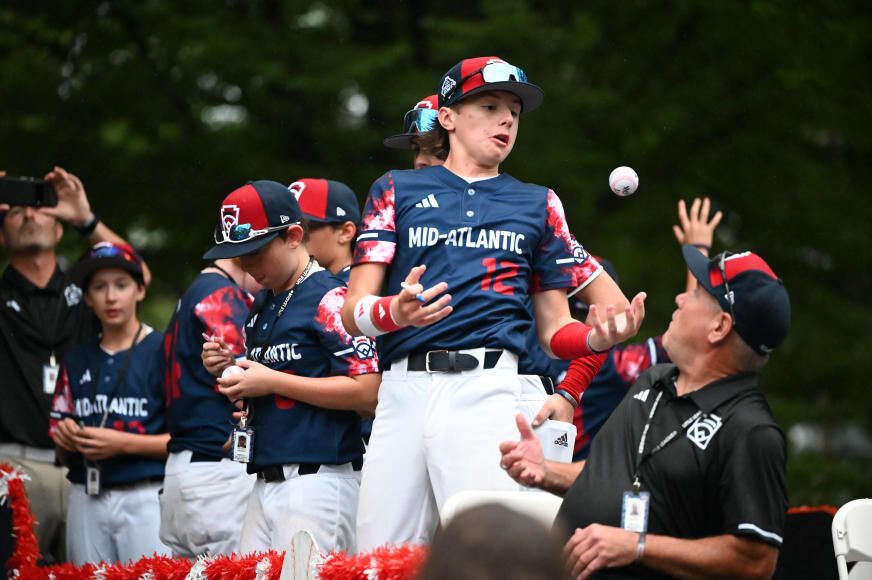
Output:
[
  {"xmin": 194, "ymin": 286, "xmax": 252, "ymax": 358},
  {"xmin": 353, "ymin": 172, "xmax": 397, "ymax": 265},
  {"xmin": 315, "ymin": 285, "xmax": 380, "ymax": 376}
]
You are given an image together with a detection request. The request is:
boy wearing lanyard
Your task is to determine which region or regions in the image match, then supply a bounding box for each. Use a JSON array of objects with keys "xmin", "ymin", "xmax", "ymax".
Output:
[
  {"xmin": 49, "ymin": 242, "xmax": 169, "ymax": 565},
  {"xmin": 201, "ymin": 180, "xmax": 379, "ymax": 555}
]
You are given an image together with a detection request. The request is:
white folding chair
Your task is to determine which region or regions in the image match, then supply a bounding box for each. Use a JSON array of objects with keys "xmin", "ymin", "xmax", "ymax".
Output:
[
  {"xmin": 440, "ymin": 489, "xmax": 564, "ymax": 529},
  {"xmin": 832, "ymin": 498, "xmax": 872, "ymax": 579}
]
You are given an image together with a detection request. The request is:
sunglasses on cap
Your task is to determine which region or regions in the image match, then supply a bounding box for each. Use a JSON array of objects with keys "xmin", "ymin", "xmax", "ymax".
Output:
[
  {"xmin": 402, "ymin": 107, "xmax": 439, "ymax": 134},
  {"xmin": 716, "ymin": 251, "xmax": 738, "ymax": 324},
  {"xmin": 85, "ymin": 243, "xmax": 141, "ymax": 265},
  {"xmin": 444, "ymin": 62, "xmax": 530, "ymax": 103},
  {"xmin": 213, "ymin": 222, "xmax": 296, "ymax": 244}
]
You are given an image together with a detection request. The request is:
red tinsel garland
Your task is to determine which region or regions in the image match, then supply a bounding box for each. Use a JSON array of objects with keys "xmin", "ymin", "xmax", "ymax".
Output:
[
  {"xmin": 2, "ymin": 462, "xmax": 428, "ymax": 580},
  {"xmin": 1, "ymin": 463, "xmax": 41, "ymax": 574}
]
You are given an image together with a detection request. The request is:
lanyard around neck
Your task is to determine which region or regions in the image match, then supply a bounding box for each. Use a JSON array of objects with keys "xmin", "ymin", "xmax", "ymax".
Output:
[
  {"xmin": 89, "ymin": 323, "xmax": 144, "ymax": 429},
  {"xmin": 247, "ymin": 256, "xmax": 314, "ymax": 364},
  {"xmin": 632, "ymin": 387, "xmax": 703, "ymax": 493}
]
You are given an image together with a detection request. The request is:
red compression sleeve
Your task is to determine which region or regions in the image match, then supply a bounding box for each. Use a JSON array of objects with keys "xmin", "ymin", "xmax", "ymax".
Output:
[
  {"xmin": 550, "ymin": 321, "xmax": 596, "ymax": 359},
  {"xmin": 559, "ymin": 352, "xmax": 609, "ymax": 402}
]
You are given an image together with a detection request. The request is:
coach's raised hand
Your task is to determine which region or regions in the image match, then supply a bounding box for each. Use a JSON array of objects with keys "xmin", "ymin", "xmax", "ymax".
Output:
[{"xmin": 391, "ymin": 264, "xmax": 453, "ymax": 328}]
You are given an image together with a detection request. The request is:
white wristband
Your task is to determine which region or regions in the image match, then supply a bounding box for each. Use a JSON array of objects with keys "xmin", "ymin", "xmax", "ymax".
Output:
[{"xmin": 353, "ymin": 295, "xmax": 386, "ymax": 337}]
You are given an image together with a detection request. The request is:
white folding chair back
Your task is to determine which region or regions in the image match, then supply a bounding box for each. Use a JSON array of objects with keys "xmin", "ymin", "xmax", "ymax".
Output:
[
  {"xmin": 440, "ymin": 489, "xmax": 564, "ymax": 529},
  {"xmin": 832, "ymin": 498, "xmax": 872, "ymax": 579}
]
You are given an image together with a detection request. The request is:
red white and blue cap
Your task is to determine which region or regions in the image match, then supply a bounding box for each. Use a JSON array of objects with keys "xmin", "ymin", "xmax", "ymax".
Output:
[
  {"xmin": 290, "ymin": 178, "xmax": 361, "ymax": 225},
  {"xmin": 383, "ymin": 95, "xmax": 440, "ymax": 150},
  {"xmin": 70, "ymin": 242, "xmax": 145, "ymax": 287},
  {"xmin": 203, "ymin": 180, "xmax": 302, "ymax": 260},
  {"xmin": 438, "ymin": 56, "xmax": 544, "ymax": 112},
  {"xmin": 682, "ymin": 244, "xmax": 791, "ymax": 355}
]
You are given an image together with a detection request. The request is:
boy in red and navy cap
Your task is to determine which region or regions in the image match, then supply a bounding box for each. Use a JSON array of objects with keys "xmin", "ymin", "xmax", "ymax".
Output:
[
  {"xmin": 290, "ymin": 178, "xmax": 361, "ymax": 282},
  {"xmin": 49, "ymin": 242, "xmax": 170, "ymax": 565},
  {"xmin": 343, "ymin": 56, "xmax": 646, "ymax": 551},
  {"xmin": 383, "ymin": 94, "xmax": 446, "ymax": 170},
  {"xmin": 201, "ymin": 180, "xmax": 379, "ymax": 555}
]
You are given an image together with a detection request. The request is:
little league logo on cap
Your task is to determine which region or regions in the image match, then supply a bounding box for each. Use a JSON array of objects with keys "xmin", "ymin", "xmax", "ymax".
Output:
[
  {"xmin": 384, "ymin": 95, "xmax": 440, "ymax": 150},
  {"xmin": 203, "ymin": 180, "xmax": 302, "ymax": 260},
  {"xmin": 290, "ymin": 178, "xmax": 361, "ymax": 225},
  {"xmin": 682, "ymin": 244, "xmax": 791, "ymax": 355},
  {"xmin": 437, "ymin": 56, "xmax": 545, "ymax": 112}
]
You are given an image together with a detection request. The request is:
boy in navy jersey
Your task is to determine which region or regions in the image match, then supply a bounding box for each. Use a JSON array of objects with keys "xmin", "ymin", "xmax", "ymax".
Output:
[
  {"xmin": 49, "ymin": 242, "xmax": 169, "ymax": 564},
  {"xmin": 202, "ymin": 180, "xmax": 379, "ymax": 555},
  {"xmin": 291, "ymin": 178, "xmax": 361, "ymax": 283},
  {"xmin": 159, "ymin": 257, "xmax": 257, "ymax": 558},
  {"xmin": 342, "ymin": 56, "xmax": 646, "ymax": 551}
]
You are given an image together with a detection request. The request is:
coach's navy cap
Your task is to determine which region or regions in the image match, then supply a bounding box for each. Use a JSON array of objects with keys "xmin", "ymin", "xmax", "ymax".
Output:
[
  {"xmin": 70, "ymin": 242, "xmax": 145, "ymax": 288},
  {"xmin": 383, "ymin": 95, "xmax": 440, "ymax": 150},
  {"xmin": 438, "ymin": 56, "xmax": 544, "ymax": 112},
  {"xmin": 203, "ymin": 180, "xmax": 302, "ymax": 260},
  {"xmin": 289, "ymin": 178, "xmax": 361, "ymax": 225},
  {"xmin": 682, "ymin": 244, "xmax": 791, "ymax": 355}
]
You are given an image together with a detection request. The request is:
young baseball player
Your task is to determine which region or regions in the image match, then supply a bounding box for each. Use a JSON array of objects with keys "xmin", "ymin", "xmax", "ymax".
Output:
[
  {"xmin": 201, "ymin": 180, "xmax": 379, "ymax": 555},
  {"xmin": 383, "ymin": 94, "xmax": 447, "ymax": 169},
  {"xmin": 158, "ymin": 257, "xmax": 257, "ymax": 558},
  {"xmin": 384, "ymin": 101, "xmax": 566, "ymax": 460},
  {"xmin": 290, "ymin": 178, "xmax": 361, "ymax": 282},
  {"xmin": 343, "ymin": 56, "xmax": 646, "ymax": 551},
  {"xmin": 49, "ymin": 242, "xmax": 170, "ymax": 565}
]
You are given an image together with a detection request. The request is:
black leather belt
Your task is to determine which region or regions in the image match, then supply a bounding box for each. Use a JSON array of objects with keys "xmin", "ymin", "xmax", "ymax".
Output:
[
  {"xmin": 190, "ymin": 451, "xmax": 223, "ymax": 463},
  {"xmin": 257, "ymin": 457, "xmax": 364, "ymax": 483},
  {"xmin": 397, "ymin": 349, "xmax": 503, "ymax": 373}
]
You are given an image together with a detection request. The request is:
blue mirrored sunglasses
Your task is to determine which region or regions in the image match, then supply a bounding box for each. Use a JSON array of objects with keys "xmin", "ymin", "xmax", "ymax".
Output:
[
  {"xmin": 88, "ymin": 244, "xmax": 140, "ymax": 264},
  {"xmin": 214, "ymin": 223, "xmax": 293, "ymax": 244},
  {"xmin": 445, "ymin": 62, "xmax": 529, "ymax": 103},
  {"xmin": 402, "ymin": 108, "xmax": 439, "ymax": 134}
]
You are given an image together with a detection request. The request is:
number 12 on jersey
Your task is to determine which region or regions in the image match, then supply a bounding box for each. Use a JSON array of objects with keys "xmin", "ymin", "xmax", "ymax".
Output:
[{"xmin": 481, "ymin": 258, "xmax": 519, "ymax": 295}]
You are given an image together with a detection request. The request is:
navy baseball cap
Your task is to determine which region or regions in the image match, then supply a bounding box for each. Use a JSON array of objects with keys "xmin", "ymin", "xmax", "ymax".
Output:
[
  {"xmin": 290, "ymin": 178, "xmax": 361, "ymax": 225},
  {"xmin": 383, "ymin": 95, "xmax": 440, "ymax": 150},
  {"xmin": 70, "ymin": 242, "xmax": 145, "ymax": 288},
  {"xmin": 438, "ymin": 56, "xmax": 544, "ymax": 112},
  {"xmin": 682, "ymin": 244, "xmax": 791, "ymax": 355},
  {"xmin": 203, "ymin": 180, "xmax": 302, "ymax": 260}
]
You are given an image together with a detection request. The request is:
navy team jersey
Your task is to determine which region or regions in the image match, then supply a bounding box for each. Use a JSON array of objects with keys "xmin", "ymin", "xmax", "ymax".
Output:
[
  {"xmin": 354, "ymin": 166, "xmax": 600, "ymax": 365},
  {"xmin": 49, "ymin": 329, "xmax": 166, "ymax": 487},
  {"xmin": 244, "ymin": 267, "xmax": 378, "ymax": 472},
  {"xmin": 163, "ymin": 272, "xmax": 254, "ymax": 458},
  {"xmin": 556, "ymin": 336, "xmax": 670, "ymax": 461}
]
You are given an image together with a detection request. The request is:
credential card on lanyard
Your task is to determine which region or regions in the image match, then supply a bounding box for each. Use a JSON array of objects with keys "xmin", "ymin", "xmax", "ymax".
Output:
[{"xmin": 621, "ymin": 491, "xmax": 650, "ymax": 533}]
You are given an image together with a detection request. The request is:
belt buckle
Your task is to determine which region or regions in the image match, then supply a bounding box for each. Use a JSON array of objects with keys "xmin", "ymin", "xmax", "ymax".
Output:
[{"xmin": 425, "ymin": 350, "xmax": 449, "ymax": 373}]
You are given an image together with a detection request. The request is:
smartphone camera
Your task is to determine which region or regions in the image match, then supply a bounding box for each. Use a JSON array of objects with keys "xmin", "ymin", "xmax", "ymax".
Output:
[{"xmin": 0, "ymin": 176, "xmax": 59, "ymax": 208}]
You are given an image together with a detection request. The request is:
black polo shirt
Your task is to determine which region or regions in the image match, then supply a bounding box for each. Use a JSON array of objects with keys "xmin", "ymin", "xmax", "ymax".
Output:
[
  {"xmin": 557, "ymin": 364, "xmax": 787, "ymax": 579},
  {"xmin": 0, "ymin": 265, "xmax": 99, "ymax": 448}
]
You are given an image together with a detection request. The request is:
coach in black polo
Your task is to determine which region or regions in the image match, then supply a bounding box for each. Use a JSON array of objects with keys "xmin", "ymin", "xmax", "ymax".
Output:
[{"xmin": 500, "ymin": 244, "xmax": 791, "ymax": 579}]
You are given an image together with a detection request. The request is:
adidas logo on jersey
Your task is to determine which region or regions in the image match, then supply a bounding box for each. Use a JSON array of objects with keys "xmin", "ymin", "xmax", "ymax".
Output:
[
  {"xmin": 553, "ymin": 433, "xmax": 569, "ymax": 448},
  {"xmin": 634, "ymin": 389, "xmax": 650, "ymax": 403},
  {"xmin": 79, "ymin": 369, "xmax": 92, "ymax": 385},
  {"xmin": 414, "ymin": 194, "xmax": 439, "ymax": 208}
]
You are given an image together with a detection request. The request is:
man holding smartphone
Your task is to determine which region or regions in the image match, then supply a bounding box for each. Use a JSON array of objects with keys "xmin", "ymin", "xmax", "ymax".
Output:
[{"xmin": 0, "ymin": 166, "xmax": 148, "ymax": 565}]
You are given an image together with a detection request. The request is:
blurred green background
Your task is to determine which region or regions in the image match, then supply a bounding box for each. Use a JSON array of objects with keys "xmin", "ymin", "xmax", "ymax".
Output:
[{"xmin": 1, "ymin": 1, "xmax": 869, "ymax": 505}]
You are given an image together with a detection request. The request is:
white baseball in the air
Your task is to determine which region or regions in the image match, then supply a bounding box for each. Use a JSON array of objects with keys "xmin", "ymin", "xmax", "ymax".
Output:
[
  {"xmin": 609, "ymin": 166, "xmax": 639, "ymax": 197},
  {"xmin": 221, "ymin": 365, "xmax": 244, "ymax": 378}
]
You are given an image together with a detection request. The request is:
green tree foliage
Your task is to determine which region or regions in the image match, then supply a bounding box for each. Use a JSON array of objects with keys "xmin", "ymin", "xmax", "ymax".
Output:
[{"xmin": 1, "ymin": 0, "xmax": 869, "ymax": 502}]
